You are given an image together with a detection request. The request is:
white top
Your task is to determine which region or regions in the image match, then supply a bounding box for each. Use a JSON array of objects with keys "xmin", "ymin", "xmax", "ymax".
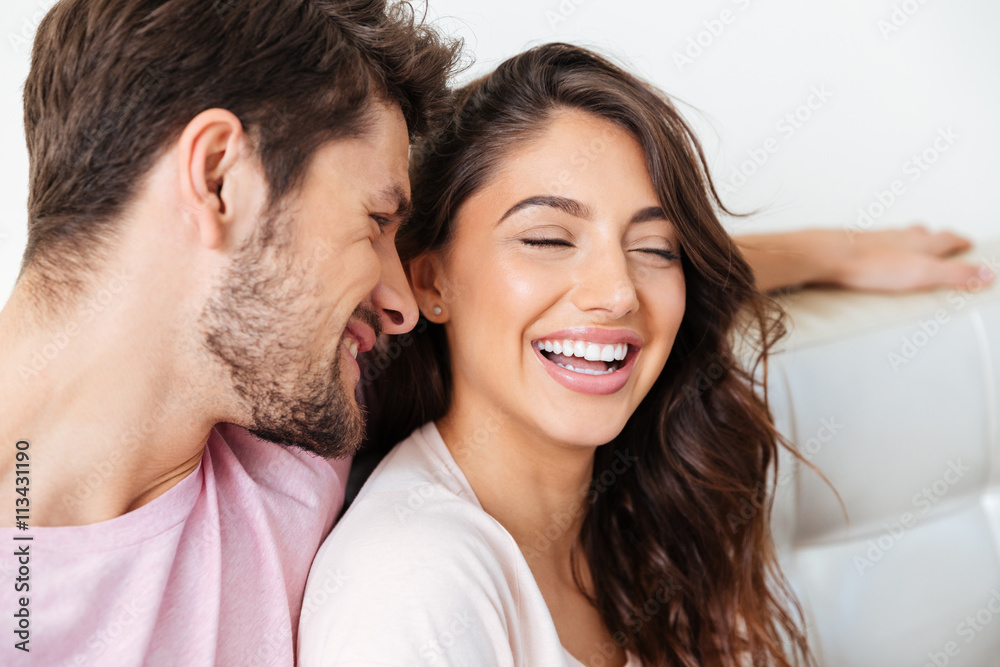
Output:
[{"xmin": 299, "ymin": 421, "xmax": 642, "ymax": 667}]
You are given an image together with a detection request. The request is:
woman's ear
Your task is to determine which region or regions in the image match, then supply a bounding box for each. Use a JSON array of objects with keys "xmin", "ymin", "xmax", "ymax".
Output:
[{"xmin": 409, "ymin": 253, "xmax": 449, "ymax": 322}]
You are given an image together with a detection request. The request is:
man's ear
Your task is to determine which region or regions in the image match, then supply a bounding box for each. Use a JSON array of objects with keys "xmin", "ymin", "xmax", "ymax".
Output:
[
  {"xmin": 176, "ymin": 109, "xmax": 248, "ymax": 250},
  {"xmin": 408, "ymin": 253, "xmax": 449, "ymax": 321}
]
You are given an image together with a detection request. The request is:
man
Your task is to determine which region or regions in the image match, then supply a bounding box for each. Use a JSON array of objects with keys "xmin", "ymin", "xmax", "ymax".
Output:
[{"xmin": 0, "ymin": 0, "xmax": 457, "ymax": 664}]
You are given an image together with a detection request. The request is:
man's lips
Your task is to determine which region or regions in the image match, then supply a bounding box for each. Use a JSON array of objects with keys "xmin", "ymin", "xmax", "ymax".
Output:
[{"xmin": 342, "ymin": 320, "xmax": 377, "ymax": 355}]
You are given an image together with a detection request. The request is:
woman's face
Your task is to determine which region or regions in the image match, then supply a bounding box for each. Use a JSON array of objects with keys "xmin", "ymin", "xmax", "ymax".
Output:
[{"xmin": 424, "ymin": 109, "xmax": 686, "ymax": 448}]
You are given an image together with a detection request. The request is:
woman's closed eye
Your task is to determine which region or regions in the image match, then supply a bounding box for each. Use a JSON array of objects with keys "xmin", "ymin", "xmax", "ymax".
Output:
[
  {"xmin": 520, "ymin": 237, "xmax": 573, "ymax": 248},
  {"xmin": 520, "ymin": 238, "xmax": 681, "ymax": 262},
  {"xmin": 636, "ymin": 247, "xmax": 681, "ymax": 261}
]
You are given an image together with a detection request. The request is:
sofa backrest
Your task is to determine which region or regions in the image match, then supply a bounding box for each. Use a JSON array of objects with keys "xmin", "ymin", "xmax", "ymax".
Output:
[{"xmin": 768, "ymin": 240, "xmax": 1000, "ymax": 666}]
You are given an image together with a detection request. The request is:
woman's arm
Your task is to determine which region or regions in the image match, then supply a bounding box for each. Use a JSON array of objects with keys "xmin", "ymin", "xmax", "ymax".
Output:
[{"xmin": 735, "ymin": 225, "xmax": 993, "ymax": 293}]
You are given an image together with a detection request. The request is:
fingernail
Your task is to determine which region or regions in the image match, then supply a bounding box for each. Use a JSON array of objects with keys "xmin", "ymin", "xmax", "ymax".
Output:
[{"xmin": 978, "ymin": 265, "xmax": 995, "ymax": 282}]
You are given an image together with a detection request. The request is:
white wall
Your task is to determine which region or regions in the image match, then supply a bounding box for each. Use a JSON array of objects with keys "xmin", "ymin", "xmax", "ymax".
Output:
[{"xmin": 2, "ymin": 0, "xmax": 998, "ymax": 304}]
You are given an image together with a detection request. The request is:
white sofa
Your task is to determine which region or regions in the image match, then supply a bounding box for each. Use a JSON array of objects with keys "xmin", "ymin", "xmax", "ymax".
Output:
[{"xmin": 768, "ymin": 239, "xmax": 1000, "ymax": 667}]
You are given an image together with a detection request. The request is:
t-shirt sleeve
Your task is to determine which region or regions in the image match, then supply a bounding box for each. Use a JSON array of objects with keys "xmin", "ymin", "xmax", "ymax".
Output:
[{"xmin": 298, "ymin": 494, "xmax": 519, "ymax": 667}]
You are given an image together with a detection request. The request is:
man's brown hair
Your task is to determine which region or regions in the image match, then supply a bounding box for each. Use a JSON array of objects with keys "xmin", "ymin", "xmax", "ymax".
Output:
[{"xmin": 21, "ymin": 0, "xmax": 460, "ymax": 293}]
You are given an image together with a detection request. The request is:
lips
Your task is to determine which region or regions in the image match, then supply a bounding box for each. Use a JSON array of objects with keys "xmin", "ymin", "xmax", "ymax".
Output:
[
  {"xmin": 341, "ymin": 320, "xmax": 377, "ymax": 359},
  {"xmin": 532, "ymin": 327, "xmax": 641, "ymax": 395},
  {"xmin": 338, "ymin": 319, "xmax": 377, "ymax": 386}
]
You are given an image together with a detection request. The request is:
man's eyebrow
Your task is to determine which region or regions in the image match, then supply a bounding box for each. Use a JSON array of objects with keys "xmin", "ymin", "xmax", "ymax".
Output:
[
  {"xmin": 378, "ymin": 184, "xmax": 412, "ymax": 223},
  {"xmin": 629, "ymin": 206, "xmax": 669, "ymax": 224},
  {"xmin": 497, "ymin": 195, "xmax": 592, "ymax": 225}
]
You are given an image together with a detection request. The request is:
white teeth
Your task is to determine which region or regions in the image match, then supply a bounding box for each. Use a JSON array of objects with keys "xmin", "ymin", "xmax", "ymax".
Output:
[
  {"xmin": 536, "ymin": 339, "xmax": 632, "ymax": 360},
  {"xmin": 555, "ymin": 361, "xmax": 615, "ymax": 375},
  {"xmin": 342, "ymin": 337, "xmax": 359, "ymax": 359}
]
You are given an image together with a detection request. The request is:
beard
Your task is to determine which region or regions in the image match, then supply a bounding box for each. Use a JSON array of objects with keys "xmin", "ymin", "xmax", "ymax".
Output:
[{"xmin": 198, "ymin": 207, "xmax": 376, "ymax": 458}]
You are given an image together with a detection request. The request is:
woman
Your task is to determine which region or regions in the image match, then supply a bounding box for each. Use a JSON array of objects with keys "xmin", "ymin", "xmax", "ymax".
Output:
[{"xmin": 299, "ymin": 43, "xmax": 809, "ymax": 666}]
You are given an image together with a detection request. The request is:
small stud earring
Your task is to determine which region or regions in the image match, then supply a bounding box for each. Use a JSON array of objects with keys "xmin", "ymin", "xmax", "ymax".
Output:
[{"xmin": 432, "ymin": 305, "xmax": 443, "ymax": 316}]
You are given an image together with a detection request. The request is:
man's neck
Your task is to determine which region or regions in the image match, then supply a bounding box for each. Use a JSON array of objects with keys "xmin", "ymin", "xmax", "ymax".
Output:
[{"xmin": 0, "ymin": 280, "xmax": 221, "ymax": 527}]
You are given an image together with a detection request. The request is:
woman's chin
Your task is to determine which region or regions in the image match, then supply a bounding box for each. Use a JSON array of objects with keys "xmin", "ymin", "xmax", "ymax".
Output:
[{"xmin": 534, "ymin": 417, "xmax": 630, "ymax": 451}]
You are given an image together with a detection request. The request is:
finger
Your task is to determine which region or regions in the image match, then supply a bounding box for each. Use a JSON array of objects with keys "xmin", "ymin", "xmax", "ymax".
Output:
[
  {"xmin": 923, "ymin": 259, "xmax": 994, "ymax": 290},
  {"xmin": 923, "ymin": 230, "xmax": 973, "ymax": 257}
]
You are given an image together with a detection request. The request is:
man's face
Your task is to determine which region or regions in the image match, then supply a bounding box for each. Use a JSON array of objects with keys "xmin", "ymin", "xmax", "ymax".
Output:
[{"xmin": 199, "ymin": 103, "xmax": 415, "ymax": 457}]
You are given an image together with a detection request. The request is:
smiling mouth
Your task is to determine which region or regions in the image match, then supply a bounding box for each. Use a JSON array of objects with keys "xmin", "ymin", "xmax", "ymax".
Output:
[{"xmin": 533, "ymin": 338, "xmax": 632, "ymax": 376}]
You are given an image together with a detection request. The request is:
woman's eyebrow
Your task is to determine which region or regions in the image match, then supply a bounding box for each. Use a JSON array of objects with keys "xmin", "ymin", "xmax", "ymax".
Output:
[
  {"xmin": 496, "ymin": 197, "xmax": 669, "ymax": 227},
  {"xmin": 630, "ymin": 206, "xmax": 668, "ymax": 224},
  {"xmin": 496, "ymin": 195, "xmax": 592, "ymax": 225}
]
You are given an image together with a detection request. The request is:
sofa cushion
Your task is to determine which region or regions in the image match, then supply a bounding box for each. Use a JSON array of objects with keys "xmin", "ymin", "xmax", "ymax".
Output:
[{"xmin": 767, "ymin": 238, "xmax": 1000, "ymax": 666}]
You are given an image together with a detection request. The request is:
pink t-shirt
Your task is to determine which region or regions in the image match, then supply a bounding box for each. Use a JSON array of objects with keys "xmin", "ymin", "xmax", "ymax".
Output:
[{"xmin": 0, "ymin": 423, "xmax": 349, "ymax": 666}]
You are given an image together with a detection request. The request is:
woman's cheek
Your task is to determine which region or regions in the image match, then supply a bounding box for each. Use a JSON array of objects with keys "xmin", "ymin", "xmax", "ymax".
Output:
[{"xmin": 500, "ymin": 254, "xmax": 570, "ymax": 301}]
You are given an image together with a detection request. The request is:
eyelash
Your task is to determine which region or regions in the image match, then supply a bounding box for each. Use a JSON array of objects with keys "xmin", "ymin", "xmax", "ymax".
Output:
[
  {"xmin": 520, "ymin": 238, "xmax": 680, "ymax": 260},
  {"xmin": 370, "ymin": 214, "xmax": 392, "ymax": 229},
  {"xmin": 642, "ymin": 248, "xmax": 682, "ymax": 261},
  {"xmin": 521, "ymin": 238, "xmax": 572, "ymax": 247}
]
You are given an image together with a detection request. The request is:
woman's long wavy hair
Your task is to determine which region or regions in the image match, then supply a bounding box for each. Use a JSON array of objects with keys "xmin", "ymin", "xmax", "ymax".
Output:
[{"xmin": 362, "ymin": 42, "xmax": 811, "ymax": 667}]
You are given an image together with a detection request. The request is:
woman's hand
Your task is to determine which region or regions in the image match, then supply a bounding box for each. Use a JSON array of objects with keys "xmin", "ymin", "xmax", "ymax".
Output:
[{"xmin": 735, "ymin": 225, "xmax": 994, "ymax": 293}]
